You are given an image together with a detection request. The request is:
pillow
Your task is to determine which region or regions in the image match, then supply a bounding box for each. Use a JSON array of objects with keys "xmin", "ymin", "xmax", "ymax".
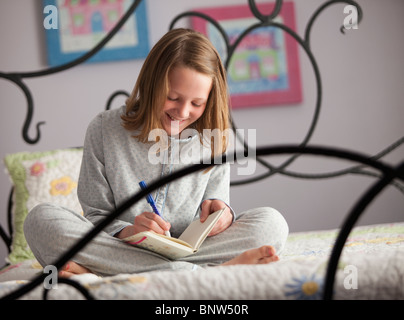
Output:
[{"xmin": 3, "ymin": 148, "xmax": 83, "ymax": 264}]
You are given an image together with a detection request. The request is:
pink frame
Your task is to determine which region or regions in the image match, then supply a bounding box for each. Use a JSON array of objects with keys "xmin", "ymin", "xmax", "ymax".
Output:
[{"xmin": 192, "ymin": 2, "xmax": 302, "ymax": 109}]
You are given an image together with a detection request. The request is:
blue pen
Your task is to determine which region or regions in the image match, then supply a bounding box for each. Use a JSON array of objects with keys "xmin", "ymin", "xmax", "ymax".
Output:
[{"xmin": 139, "ymin": 181, "xmax": 171, "ymax": 237}]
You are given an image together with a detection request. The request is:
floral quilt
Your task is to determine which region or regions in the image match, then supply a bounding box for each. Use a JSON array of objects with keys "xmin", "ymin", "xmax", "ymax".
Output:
[{"xmin": 1, "ymin": 222, "xmax": 403, "ymax": 300}]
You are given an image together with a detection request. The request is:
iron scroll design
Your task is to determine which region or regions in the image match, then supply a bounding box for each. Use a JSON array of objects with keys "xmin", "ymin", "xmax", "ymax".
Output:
[
  {"xmin": 1, "ymin": 0, "xmax": 403, "ymax": 300},
  {"xmin": 0, "ymin": 0, "xmax": 143, "ymax": 144},
  {"xmin": 2, "ymin": 146, "xmax": 403, "ymax": 300},
  {"xmin": 169, "ymin": 0, "xmax": 403, "ymax": 191}
]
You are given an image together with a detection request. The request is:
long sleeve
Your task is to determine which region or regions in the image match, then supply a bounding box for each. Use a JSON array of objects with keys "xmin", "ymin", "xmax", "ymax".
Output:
[
  {"xmin": 203, "ymin": 164, "xmax": 230, "ymax": 203},
  {"xmin": 77, "ymin": 113, "xmax": 132, "ymax": 236},
  {"xmin": 77, "ymin": 106, "xmax": 235, "ymax": 237},
  {"xmin": 201, "ymin": 162, "xmax": 236, "ymax": 219}
]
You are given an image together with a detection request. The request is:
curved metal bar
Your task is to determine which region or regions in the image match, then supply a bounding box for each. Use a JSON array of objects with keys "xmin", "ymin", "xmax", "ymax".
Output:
[
  {"xmin": 1, "ymin": 0, "xmax": 402, "ymax": 302},
  {"xmin": 248, "ymin": 0, "xmax": 283, "ymax": 22},
  {"xmin": 105, "ymin": 90, "xmax": 130, "ymax": 111},
  {"xmin": 170, "ymin": 7, "xmax": 324, "ymax": 185},
  {"xmin": 7, "ymin": 188, "xmax": 13, "ymax": 242},
  {"xmin": 323, "ymin": 160, "xmax": 404, "ymax": 299},
  {"xmin": 232, "ymin": 135, "xmax": 404, "ymax": 193},
  {"xmin": 169, "ymin": 1, "xmax": 389, "ymax": 192},
  {"xmin": 283, "ymin": 136, "xmax": 404, "ymax": 180},
  {"xmin": 304, "ymin": 0, "xmax": 363, "ymax": 48},
  {"xmin": 227, "ymin": 1, "xmax": 368, "ymax": 187},
  {"xmin": 2, "ymin": 144, "xmax": 402, "ymax": 300},
  {"xmin": 0, "ymin": 72, "xmax": 45, "ymax": 144},
  {"xmin": 0, "ymin": 0, "xmax": 142, "ymax": 144},
  {"xmin": 18, "ymin": 0, "xmax": 142, "ymax": 79},
  {"xmin": 227, "ymin": 20, "xmax": 322, "ymax": 185},
  {"xmin": 0, "ymin": 227, "xmax": 10, "ymax": 255}
]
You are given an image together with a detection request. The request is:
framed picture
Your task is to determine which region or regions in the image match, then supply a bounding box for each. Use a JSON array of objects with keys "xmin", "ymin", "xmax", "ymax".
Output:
[
  {"xmin": 192, "ymin": 2, "xmax": 302, "ymax": 109},
  {"xmin": 43, "ymin": 0, "xmax": 149, "ymax": 66}
]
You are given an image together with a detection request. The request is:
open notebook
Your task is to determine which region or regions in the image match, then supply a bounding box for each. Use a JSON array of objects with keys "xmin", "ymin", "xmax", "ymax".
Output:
[{"xmin": 123, "ymin": 208, "xmax": 225, "ymax": 259}]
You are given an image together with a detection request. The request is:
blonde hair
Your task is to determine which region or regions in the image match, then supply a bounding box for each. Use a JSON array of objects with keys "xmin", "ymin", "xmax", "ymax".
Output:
[{"xmin": 121, "ymin": 28, "xmax": 230, "ymax": 157}]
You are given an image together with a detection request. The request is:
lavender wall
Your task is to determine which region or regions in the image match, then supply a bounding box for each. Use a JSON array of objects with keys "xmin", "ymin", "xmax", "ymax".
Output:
[{"xmin": 1, "ymin": 0, "xmax": 403, "ymax": 263}]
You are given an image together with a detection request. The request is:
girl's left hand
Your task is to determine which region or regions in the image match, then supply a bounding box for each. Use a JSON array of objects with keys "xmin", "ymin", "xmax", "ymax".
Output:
[{"xmin": 200, "ymin": 199, "xmax": 233, "ymax": 236}]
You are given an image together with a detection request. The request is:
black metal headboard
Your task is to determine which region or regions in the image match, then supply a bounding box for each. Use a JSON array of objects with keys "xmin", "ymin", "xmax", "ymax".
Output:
[{"xmin": 1, "ymin": 0, "xmax": 403, "ymax": 300}]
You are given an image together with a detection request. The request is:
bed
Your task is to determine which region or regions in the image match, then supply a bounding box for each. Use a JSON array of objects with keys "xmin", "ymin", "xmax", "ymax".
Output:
[
  {"xmin": 1, "ymin": 222, "xmax": 404, "ymax": 300},
  {"xmin": 1, "ymin": 0, "xmax": 403, "ymax": 301}
]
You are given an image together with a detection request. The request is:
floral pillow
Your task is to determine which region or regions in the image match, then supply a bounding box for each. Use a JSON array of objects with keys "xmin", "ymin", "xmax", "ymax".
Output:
[{"xmin": 3, "ymin": 148, "xmax": 83, "ymax": 264}]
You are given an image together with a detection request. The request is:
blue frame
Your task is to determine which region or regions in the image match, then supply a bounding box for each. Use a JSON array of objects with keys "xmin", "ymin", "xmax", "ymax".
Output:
[{"xmin": 43, "ymin": 0, "xmax": 149, "ymax": 66}]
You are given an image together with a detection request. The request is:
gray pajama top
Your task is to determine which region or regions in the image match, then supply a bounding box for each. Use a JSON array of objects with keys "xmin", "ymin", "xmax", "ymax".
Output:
[{"xmin": 77, "ymin": 106, "xmax": 232, "ymax": 238}]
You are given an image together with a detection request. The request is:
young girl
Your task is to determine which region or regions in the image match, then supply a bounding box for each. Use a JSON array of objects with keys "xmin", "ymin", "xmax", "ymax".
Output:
[{"xmin": 24, "ymin": 28, "xmax": 288, "ymax": 277}]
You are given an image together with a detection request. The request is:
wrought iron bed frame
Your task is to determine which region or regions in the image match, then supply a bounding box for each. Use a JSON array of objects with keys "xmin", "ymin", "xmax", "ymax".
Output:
[{"xmin": 0, "ymin": 0, "xmax": 403, "ymax": 300}]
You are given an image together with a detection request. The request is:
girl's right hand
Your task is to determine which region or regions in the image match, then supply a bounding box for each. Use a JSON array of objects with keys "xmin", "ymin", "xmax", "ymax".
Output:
[
  {"xmin": 134, "ymin": 211, "xmax": 171, "ymax": 235},
  {"xmin": 115, "ymin": 212, "xmax": 171, "ymax": 239}
]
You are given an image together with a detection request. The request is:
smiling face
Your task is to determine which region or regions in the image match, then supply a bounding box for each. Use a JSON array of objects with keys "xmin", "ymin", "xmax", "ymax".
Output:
[
  {"xmin": 122, "ymin": 29, "xmax": 230, "ymax": 156},
  {"xmin": 160, "ymin": 66, "xmax": 212, "ymax": 136}
]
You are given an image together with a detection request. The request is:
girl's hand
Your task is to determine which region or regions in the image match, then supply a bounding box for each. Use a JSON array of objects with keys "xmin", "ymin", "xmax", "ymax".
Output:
[
  {"xmin": 115, "ymin": 212, "xmax": 171, "ymax": 239},
  {"xmin": 200, "ymin": 199, "xmax": 233, "ymax": 236}
]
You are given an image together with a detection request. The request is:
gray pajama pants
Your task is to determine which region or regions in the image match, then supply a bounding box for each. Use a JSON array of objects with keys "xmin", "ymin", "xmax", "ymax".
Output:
[{"xmin": 24, "ymin": 203, "xmax": 289, "ymax": 277}]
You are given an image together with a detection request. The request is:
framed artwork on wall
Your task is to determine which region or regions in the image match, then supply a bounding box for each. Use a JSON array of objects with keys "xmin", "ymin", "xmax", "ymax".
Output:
[
  {"xmin": 43, "ymin": 0, "xmax": 149, "ymax": 66},
  {"xmin": 192, "ymin": 2, "xmax": 302, "ymax": 109}
]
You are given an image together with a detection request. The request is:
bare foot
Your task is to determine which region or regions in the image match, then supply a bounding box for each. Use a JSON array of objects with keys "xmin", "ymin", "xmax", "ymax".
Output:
[
  {"xmin": 59, "ymin": 261, "xmax": 93, "ymax": 278},
  {"xmin": 222, "ymin": 246, "xmax": 279, "ymax": 266}
]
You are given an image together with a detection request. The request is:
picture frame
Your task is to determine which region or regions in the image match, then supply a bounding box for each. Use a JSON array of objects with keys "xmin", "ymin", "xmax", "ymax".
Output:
[
  {"xmin": 192, "ymin": 2, "xmax": 302, "ymax": 109},
  {"xmin": 43, "ymin": 0, "xmax": 149, "ymax": 66}
]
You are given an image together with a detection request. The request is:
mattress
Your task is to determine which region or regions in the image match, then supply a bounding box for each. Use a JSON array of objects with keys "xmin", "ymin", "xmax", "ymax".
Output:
[{"xmin": 0, "ymin": 222, "xmax": 403, "ymax": 300}]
